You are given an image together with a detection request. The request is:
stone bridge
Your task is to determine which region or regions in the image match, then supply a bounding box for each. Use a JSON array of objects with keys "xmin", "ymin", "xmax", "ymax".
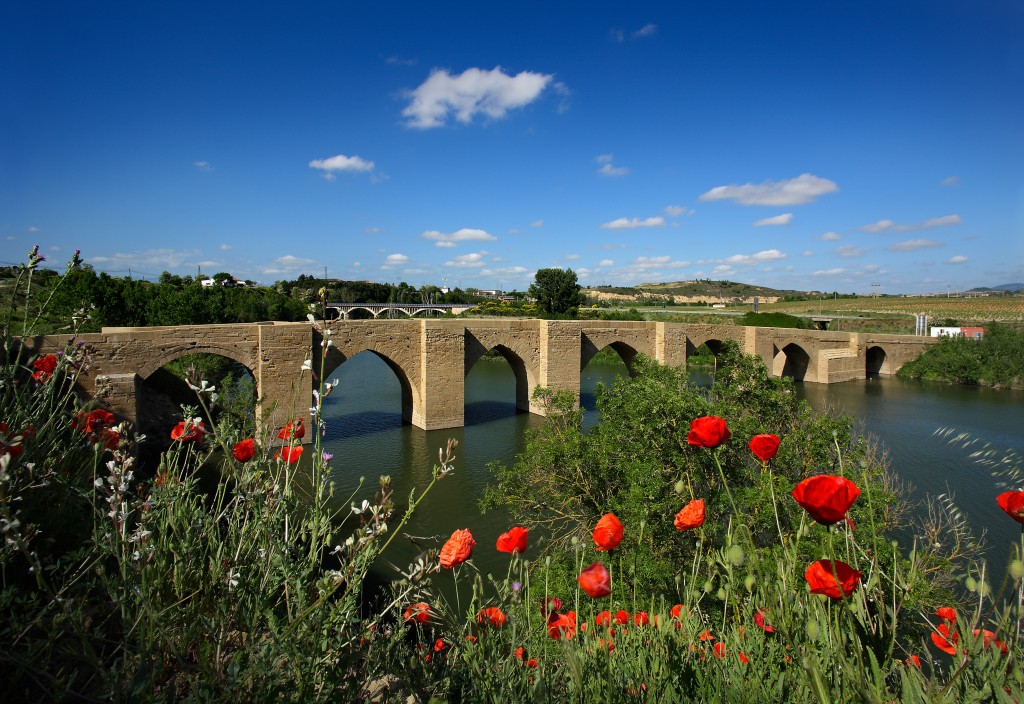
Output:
[{"xmin": 22, "ymin": 320, "xmax": 936, "ymax": 438}]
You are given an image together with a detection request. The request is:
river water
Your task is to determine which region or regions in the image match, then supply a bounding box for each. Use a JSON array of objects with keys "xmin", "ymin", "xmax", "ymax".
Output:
[{"xmin": 318, "ymin": 352, "xmax": 1024, "ymax": 585}]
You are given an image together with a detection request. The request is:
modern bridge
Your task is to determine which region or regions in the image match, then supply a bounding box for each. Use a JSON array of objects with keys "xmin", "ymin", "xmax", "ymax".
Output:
[
  {"xmin": 22, "ymin": 319, "xmax": 936, "ymax": 440},
  {"xmin": 325, "ymin": 302, "xmax": 477, "ymax": 319}
]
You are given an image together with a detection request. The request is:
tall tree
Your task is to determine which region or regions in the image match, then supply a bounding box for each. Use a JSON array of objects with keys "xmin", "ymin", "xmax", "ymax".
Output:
[{"xmin": 528, "ymin": 267, "xmax": 584, "ymax": 316}]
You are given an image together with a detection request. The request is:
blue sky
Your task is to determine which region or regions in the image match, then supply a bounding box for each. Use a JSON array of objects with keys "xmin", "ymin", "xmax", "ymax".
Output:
[{"xmin": 2, "ymin": 1, "xmax": 1022, "ymax": 294}]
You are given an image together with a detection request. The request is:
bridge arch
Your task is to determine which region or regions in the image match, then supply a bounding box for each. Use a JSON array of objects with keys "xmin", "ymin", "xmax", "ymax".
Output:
[
  {"xmin": 865, "ymin": 345, "xmax": 890, "ymax": 376},
  {"xmin": 772, "ymin": 342, "xmax": 812, "ymax": 381},
  {"xmin": 465, "ymin": 342, "xmax": 534, "ymax": 413},
  {"xmin": 322, "ymin": 347, "xmax": 419, "ymax": 425},
  {"xmin": 137, "ymin": 343, "xmax": 256, "ymax": 380},
  {"xmin": 581, "ymin": 340, "xmax": 638, "ymax": 374}
]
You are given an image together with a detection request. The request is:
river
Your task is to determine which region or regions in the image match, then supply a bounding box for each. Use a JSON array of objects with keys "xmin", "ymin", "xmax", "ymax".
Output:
[{"xmin": 318, "ymin": 352, "xmax": 1024, "ymax": 587}]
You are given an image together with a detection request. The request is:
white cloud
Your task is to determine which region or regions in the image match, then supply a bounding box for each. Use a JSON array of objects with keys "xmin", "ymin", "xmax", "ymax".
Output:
[
  {"xmin": 565, "ymin": 254, "xmax": 580, "ymax": 260},
  {"xmin": 941, "ymin": 176, "xmax": 960, "ymax": 187},
  {"xmin": 386, "ymin": 55, "xmax": 416, "ymax": 66},
  {"xmin": 862, "ymin": 214, "xmax": 962, "ymax": 233},
  {"xmin": 599, "ymin": 259, "xmax": 614, "ymax": 267},
  {"xmin": 611, "ymin": 24, "xmax": 658, "ymax": 42},
  {"xmin": 480, "ymin": 265, "xmax": 529, "ymax": 278},
  {"xmin": 530, "ymin": 219, "xmax": 544, "ymax": 228},
  {"xmin": 921, "ymin": 215, "xmax": 962, "ymax": 229},
  {"xmin": 632, "ymin": 23, "xmax": 657, "ymax": 38},
  {"xmin": 601, "ymin": 216, "xmax": 665, "ymax": 230},
  {"xmin": 380, "ymin": 253, "xmax": 410, "ymax": 270},
  {"xmin": 812, "ymin": 268, "xmax": 846, "ymax": 276},
  {"xmin": 835, "ymin": 245, "xmax": 865, "ymax": 258},
  {"xmin": 194, "ymin": 161, "xmax": 213, "ymax": 171},
  {"xmin": 802, "ymin": 251, "xmax": 815, "ymax": 257},
  {"xmin": 862, "ymin": 219, "xmax": 896, "ymax": 233},
  {"xmin": 664, "ymin": 205, "xmax": 690, "ymax": 217},
  {"xmin": 27, "ymin": 226, "xmax": 40, "ymax": 232},
  {"xmin": 261, "ymin": 254, "xmax": 318, "ymax": 275},
  {"xmin": 699, "ymin": 173, "xmax": 838, "ymax": 206},
  {"xmin": 435, "ymin": 241, "xmax": 457, "ymax": 248},
  {"xmin": 725, "ymin": 249, "xmax": 788, "ymax": 265},
  {"xmin": 423, "ymin": 228, "xmax": 497, "ymax": 246},
  {"xmin": 402, "ymin": 66, "xmax": 554, "ymax": 128},
  {"xmin": 90, "ymin": 248, "xmax": 206, "ymax": 271},
  {"xmin": 365, "ymin": 227, "xmax": 383, "ymax": 234},
  {"xmin": 752, "ymin": 213, "xmax": 793, "ymax": 227},
  {"xmin": 625, "ymin": 255, "xmax": 691, "ymax": 272},
  {"xmin": 445, "ymin": 252, "xmax": 488, "ymax": 268},
  {"xmin": 947, "ymin": 255, "xmax": 969, "ymax": 264},
  {"xmin": 888, "ymin": 239, "xmax": 943, "ymax": 252},
  {"xmin": 219, "ymin": 244, "xmax": 232, "ymax": 251},
  {"xmin": 598, "ymin": 163, "xmax": 630, "ymax": 177},
  {"xmin": 820, "ymin": 231, "xmax": 841, "ymax": 241},
  {"xmin": 308, "ymin": 153, "xmax": 375, "ymax": 179}
]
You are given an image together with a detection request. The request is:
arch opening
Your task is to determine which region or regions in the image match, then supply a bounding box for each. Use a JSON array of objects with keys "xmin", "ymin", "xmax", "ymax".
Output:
[
  {"xmin": 866, "ymin": 346, "xmax": 889, "ymax": 376},
  {"xmin": 320, "ymin": 349, "xmax": 416, "ymax": 439},
  {"xmin": 773, "ymin": 343, "xmax": 810, "ymax": 381},
  {"xmin": 580, "ymin": 344, "xmax": 631, "ymax": 413},
  {"xmin": 464, "ymin": 345, "xmax": 529, "ymax": 424},
  {"xmin": 137, "ymin": 352, "xmax": 257, "ymax": 444},
  {"xmin": 581, "ymin": 340, "xmax": 638, "ymax": 374}
]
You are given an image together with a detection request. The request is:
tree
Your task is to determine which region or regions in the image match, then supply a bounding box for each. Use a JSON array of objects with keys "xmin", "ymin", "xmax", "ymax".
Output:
[{"xmin": 527, "ymin": 267, "xmax": 584, "ymax": 317}]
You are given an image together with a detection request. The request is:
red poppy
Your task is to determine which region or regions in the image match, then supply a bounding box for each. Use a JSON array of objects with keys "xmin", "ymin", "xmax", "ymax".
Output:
[
  {"xmin": 476, "ymin": 606, "xmax": 507, "ymax": 627},
  {"xmin": 996, "ymin": 491, "xmax": 1024, "ymax": 523},
  {"xmin": 496, "ymin": 526, "xmax": 528, "ymax": 554},
  {"xmin": 687, "ymin": 416, "xmax": 731, "ymax": 448},
  {"xmin": 974, "ymin": 629, "xmax": 1009, "ymax": 654},
  {"xmin": 276, "ymin": 445, "xmax": 303, "ymax": 464},
  {"xmin": 170, "ymin": 420, "xmax": 206, "ymax": 442},
  {"xmin": 674, "ymin": 499, "xmax": 706, "ymax": 531},
  {"xmin": 931, "ymin": 623, "xmax": 958, "ymax": 655},
  {"xmin": 232, "ymin": 438, "xmax": 255, "ymax": 462},
  {"xmin": 738, "ymin": 651, "xmax": 750, "ymax": 664},
  {"xmin": 633, "ymin": 611, "xmax": 650, "ymax": 626},
  {"xmin": 906, "ymin": 655, "xmax": 921, "ymax": 668},
  {"xmin": 0, "ymin": 423, "xmax": 26, "ymax": 458},
  {"xmin": 540, "ymin": 597, "xmax": 563, "ymax": 615},
  {"xmin": 753, "ymin": 608, "xmax": 775, "ymax": 633},
  {"xmin": 749, "ymin": 434, "xmax": 781, "ymax": 462},
  {"xmin": 439, "ymin": 528, "xmax": 475, "ymax": 568},
  {"xmin": 97, "ymin": 428, "xmax": 120, "ymax": 451},
  {"xmin": 699, "ymin": 629, "xmax": 715, "ymax": 642},
  {"xmin": 936, "ymin": 607, "xmax": 957, "ymax": 623},
  {"xmin": 791, "ymin": 475, "xmax": 860, "ymax": 527},
  {"xmin": 595, "ymin": 610, "xmax": 612, "ymax": 625},
  {"xmin": 547, "ymin": 610, "xmax": 577, "ymax": 639},
  {"xmin": 514, "ymin": 647, "xmax": 538, "ymax": 668},
  {"xmin": 73, "ymin": 409, "xmax": 116, "ymax": 435},
  {"xmin": 32, "ymin": 354, "xmax": 58, "ymax": 383},
  {"xmin": 713, "ymin": 642, "xmax": 727, "ymax": 658},
  {"xmin": 804, "ymin": 559, "xmax": 861, "ymax": 599},
  {"xmin": 403, "ymin": 602, "xmax": 430, "ymax": 624},
  {"xmin": 278, "ymin": 418, "xmax": 305, "ymax": 440},
  {"xmin": 614, "ymin": 609, "xmax": 630, "ymax": 625},
  {"xmin": 592, "ymin": 513, "xmax": 623, "ymax": 551},
  {"xmin": 578, "ymin": 561, "xmax": 612, "ymax": 598},
  {"xmin": 670, "ymin": 604, "xmax": 688, "ymax": 620},
  {"xmin": 433, "ymin": 638, "xmax": 447, "ymax": 653}
]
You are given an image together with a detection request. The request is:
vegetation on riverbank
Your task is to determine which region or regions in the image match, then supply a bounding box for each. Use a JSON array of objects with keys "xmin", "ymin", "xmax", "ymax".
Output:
[
  {"xmin": 4, "ymin": 249, "xmax": 1024, "ymax": 701},
  {"xmin": 897, "ymin": 323, "xmax": 1024, "ymax": 389}
]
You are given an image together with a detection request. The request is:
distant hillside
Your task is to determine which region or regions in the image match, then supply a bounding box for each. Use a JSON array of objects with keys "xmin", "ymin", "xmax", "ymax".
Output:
[
  {"xmin": 968, "ymin": 283, "xmax": 1024, "ymax": 292},
  {"xmin": 585, "ymin": 280, "xmax": 820, "ymax": 305}
]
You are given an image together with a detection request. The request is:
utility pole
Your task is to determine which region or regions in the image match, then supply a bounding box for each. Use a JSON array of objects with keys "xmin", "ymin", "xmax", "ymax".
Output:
[{"xmin": 871, "ymin": 282, "xmax": 880, "ymax": 298}]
